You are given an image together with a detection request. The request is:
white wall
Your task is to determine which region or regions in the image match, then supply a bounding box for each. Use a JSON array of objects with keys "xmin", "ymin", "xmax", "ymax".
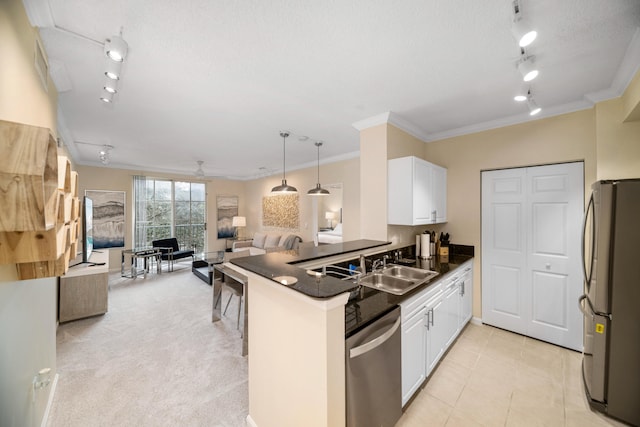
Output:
[{"xmin": 0, "ymin": 0, "xmax": 60, "ymax": 425}]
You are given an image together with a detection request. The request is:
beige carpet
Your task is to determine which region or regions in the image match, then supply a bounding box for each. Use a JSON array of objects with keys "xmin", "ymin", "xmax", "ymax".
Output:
[{"xmin": 47, "ymin": 266, "xmax": 248, "ymax": 427}]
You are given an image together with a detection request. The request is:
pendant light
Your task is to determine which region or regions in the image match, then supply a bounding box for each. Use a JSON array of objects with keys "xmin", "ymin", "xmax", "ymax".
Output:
[
  {"xmin": 271, "ymin": 131, "xmax": 297, "ymax": 193},
  {"xmin": 307, "ymin": 141, "xmax": 330, "ymax": 196}
]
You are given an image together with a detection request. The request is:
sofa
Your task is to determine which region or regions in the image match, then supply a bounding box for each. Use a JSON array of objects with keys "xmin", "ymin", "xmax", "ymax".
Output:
[
  {"xmin": 232, "ymin": 232, "xmax": 302, "ymax": 255},
  {"xmin": 152, "ymin": 237, "xmax": 195, "ymax": 271}
]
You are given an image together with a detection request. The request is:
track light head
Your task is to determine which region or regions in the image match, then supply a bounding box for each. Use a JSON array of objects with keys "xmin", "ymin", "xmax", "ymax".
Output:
[
  {"xmin": 105, "ymin": 35, "xmax": 128, "ymax": 62},
  {"xmin": 518, "ymin": 55, "xmax": 538, "ymax": 82},
  {"xmin": 527, "ymin": 97, "xmax": 541, "ymax": 116},
  {"xmin": 511, "ymin": 0, "xmax": 537, "ymax": 47}
]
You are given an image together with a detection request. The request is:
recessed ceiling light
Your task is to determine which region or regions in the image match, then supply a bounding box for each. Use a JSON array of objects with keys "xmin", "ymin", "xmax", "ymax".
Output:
[{"xmin": 514, "ymin": 94, "xmax": 527, "ymax": 102}]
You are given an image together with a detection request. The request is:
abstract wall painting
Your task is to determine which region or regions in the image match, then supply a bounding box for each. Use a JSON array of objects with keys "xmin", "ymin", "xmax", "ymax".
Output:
[
  {"xmin": 85, "ymin": 190, "xmax": 125, "ymax": 249},
  {"xmin": 262, "ymin": 193, "xmax": 299, "ymax": 229},
  {"xmin": 217, "ymin": 195, "xmax": 238, "ymax": 238}
]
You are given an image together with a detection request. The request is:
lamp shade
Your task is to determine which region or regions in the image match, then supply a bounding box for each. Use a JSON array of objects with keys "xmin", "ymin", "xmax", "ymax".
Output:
[
  {"xmin": 232, "ymin": 216, "xmax": 246, "ymax": 227},
  {"xmin": 325, "ymin": 212, "xmax": 335, "ymax": 220}
]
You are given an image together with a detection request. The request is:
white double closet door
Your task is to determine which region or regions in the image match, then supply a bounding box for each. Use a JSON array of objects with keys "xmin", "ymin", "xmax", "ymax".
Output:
[{"xmin": 481, "ymin": 162, "xmax": 583, "ymax": 351}]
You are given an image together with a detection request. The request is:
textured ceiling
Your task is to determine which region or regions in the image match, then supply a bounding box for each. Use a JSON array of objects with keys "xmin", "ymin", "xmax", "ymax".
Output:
[{"xmin": 22, "ymin": 0, "xmax": 640, "ymax": 179}]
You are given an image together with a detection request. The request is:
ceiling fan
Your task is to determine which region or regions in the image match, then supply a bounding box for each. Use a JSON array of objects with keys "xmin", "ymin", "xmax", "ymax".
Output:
[{"xmin": 194, "ymin": 160, "xmax": 205, "ymax": 177}]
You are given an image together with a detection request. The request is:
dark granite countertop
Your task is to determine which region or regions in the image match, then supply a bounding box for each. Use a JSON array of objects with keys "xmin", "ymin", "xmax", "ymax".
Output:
[
  {"xmin": 229, "ymin": 238, "xmax": 473, "ymax": 337},
  {"xmin": 344, "ymin": 254, "xmax": 473, "ymax": 337},
  {"xmin": 229, "ymin": 239, "xmax": 390, "ymax": 299}
]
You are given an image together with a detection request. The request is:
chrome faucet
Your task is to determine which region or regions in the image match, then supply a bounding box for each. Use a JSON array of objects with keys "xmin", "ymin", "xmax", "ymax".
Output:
[
  {"xmin": 383, "ymin": 254, "xmax": 391, "ymax": 269},
  {"xmin": 359, "ymin": 254, "xmax": 367, "ymax": 274},
  {"xmin": 372, "ymin": 259, "xmax": 384, "ymax": 271}
]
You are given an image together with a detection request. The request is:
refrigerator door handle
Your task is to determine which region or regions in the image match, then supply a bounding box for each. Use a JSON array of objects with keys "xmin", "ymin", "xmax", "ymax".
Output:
[
  {"xmin": 579, "ymin": 294, "xmax": 612, "ymax": 321},
  {"xmin": 581, "ymin": 193, "xmax": 595, "ymax": 286},
  {"xmin": 578, "ymin": 294, "xmax": 593, "ymax": 319}
]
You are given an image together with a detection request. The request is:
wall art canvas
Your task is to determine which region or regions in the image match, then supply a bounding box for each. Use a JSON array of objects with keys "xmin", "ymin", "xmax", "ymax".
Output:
[
  {"xmin": 85, "ymin": 190, "xmax": 125, "ymax": 249},
  {"xmin": 262, "ymin": 194, "xmax": 299, "ymax": 229},
  {"xmin": 217, "ymin": 195, "xmax": 238, "ymax": 238}
]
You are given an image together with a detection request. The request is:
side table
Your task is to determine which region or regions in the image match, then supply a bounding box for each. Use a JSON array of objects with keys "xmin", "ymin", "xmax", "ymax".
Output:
[{"xmin": 121, "ymin": 247, "xmax": 162, "ymax": 278}]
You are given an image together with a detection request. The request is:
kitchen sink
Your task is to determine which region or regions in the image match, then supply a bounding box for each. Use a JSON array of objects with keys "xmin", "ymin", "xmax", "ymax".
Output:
[
  {"xmin": 359, "ymin": 265, "xmax": 439, "ymax": 296},
  {"xmin": 381, "ymin": 265, "xmax": 438, "ymax": 282}
]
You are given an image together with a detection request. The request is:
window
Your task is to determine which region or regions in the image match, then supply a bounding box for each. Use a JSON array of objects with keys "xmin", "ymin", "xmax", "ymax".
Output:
[{"xmin": 134, "ymin": 176, "xmax": 206, "ymax": 252}]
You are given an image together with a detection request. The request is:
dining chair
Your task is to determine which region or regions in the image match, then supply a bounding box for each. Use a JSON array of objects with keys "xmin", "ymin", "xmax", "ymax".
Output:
[{"xmin": 222, "ymin": 278, "xmax": 244, "ymax": 334}]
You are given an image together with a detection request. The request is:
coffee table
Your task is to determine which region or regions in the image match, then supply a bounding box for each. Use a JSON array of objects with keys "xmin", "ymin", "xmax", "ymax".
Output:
[{"xmin": 191, "ymin": 251, "xmax": 225, "ymax": 285}]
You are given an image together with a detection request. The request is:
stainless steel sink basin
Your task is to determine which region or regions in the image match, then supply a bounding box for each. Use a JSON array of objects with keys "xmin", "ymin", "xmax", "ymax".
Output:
[
  {"xmin": 381, "ymin": 265, "xmax": 439, "ymax": 282},
  {"xmin": 359, "ymin": 265, "xmax": 439, "ymax": 295},
  {"xmin": 359, "ymin": 273, "xmax": 416, "ymax": 295}
]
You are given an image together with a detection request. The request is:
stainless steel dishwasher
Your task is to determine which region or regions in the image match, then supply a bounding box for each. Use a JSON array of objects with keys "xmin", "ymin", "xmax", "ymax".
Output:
[{"xmin": 346, "ymin": 306, "xmax": 402, "ymax": 427}]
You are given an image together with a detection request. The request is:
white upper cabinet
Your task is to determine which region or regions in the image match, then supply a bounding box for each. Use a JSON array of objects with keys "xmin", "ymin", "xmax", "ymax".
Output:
[{"xmin": 388, "ymin": 156, "xmax": 447, "ymax": 225}]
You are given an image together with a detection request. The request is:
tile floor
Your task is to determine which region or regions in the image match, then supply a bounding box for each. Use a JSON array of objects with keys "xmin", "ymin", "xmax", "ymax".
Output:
[{"xmin": 396, "ymin": 322, "xmax": 625, "ymax": 427}]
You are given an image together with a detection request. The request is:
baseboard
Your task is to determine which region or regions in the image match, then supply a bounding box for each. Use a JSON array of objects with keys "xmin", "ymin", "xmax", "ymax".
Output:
[
  {"xmin": 246, "ymin": 414, "xmax": 258, "ymax": 427},
  {"xmin": 471, "ymin": 316, "xmax": 482, "ymax": 326},
  {"xmin": 41, "ymin": 373, "xmax": 59, "ymax": 427}
]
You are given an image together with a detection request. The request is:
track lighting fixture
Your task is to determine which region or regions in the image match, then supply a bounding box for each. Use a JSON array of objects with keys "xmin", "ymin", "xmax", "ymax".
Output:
[
  {"xmin": 511, "ymin": 0, "xmax": 537, "ymax": 47},
  {"xmin": 98, "ymin": 145, "xmax": 113, "ymax": 164},
  {"xmin": 271, "ymin": 131, "xmax": 297, "ymax": 194},
  {"xmin": 527, "ymin": 97, "xmax": 541, "ymax": 116},
  {"xmin": 104, "ymin": 61, "xmax": 122, "ymax": 80},
  {"xmin": 103, "ymin": 78, "xmax": 117, "ymax": 94},
  {"xmin": 100, "ymin": 90, "xmax": 114, "ymax": 103},
  {"xmin": 518, "ymin": 53, "xmax": 538, "ymax": 82},
  {"xmin": 515, "ymin": 89, "xmax": 541, "ymax": 115},
  {"xmin": 307, "ymin": 141, "xmax": 330, "ymax": 196},
  {"xmin": 100, "ymin": 30, "xmax": 127, "ymax": 103},
  {"xmin": 105, "ymin": 35, "xmax": 128, "ymax": 62}
]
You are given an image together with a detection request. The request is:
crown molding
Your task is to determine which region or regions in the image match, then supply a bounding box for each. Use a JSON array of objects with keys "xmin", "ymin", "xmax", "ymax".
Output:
[
  {"xmin": 352, "ymin": 111, "xmax": 429, "ymax": 142},
  {"xmin": 351, "ymin": 112, "xmax": 391, "ymax": 131}
]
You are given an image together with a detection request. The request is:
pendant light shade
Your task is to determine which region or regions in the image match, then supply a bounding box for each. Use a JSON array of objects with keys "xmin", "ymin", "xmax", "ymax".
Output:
[
  {"xmin": 307, "ymin": 141, "xmax": 330, "ymax": 196},
  {"xmin": 271, "ymin": 131, "xmax": 297, "ymax": 194}
]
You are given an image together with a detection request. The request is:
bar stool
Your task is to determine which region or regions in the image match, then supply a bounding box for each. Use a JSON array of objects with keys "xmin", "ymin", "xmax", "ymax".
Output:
[{"xmin": 222, "ymin": 279, "xmax": 244, "ymax": 334}]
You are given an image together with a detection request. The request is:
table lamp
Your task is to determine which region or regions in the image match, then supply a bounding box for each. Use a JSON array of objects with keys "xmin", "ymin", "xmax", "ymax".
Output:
[
  {"xmin": 325, "ymin": 211, "xmax": 335, "ymax": 228},
  {"xmin": 232, "ymin": 216, "xmax": 246, "ymax": 238}
]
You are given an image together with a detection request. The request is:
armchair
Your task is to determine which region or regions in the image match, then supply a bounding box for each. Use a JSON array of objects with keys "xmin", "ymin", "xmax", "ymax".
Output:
[{"xmin": 152, "ymin": 238, "xmax": 195, "ymax": 271}]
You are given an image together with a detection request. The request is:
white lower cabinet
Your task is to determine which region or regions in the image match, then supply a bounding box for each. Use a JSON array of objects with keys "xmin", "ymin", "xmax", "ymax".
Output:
[
  {"xmin": 400, "ymin": 260, "xmax": 474, "ymax": 406},
  {"xmin": 459, "ymin": 264, "xmax": 473, "ymax": 328},
  {"xmin": 401, "ymin": 306, "xmax": 428, "ymax": 404}
]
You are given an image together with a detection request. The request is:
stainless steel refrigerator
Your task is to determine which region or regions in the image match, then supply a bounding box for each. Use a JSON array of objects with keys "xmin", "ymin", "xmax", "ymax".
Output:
[{"xmin": 580, "ymin": 179, "xmax": 640, "ymax": 426}]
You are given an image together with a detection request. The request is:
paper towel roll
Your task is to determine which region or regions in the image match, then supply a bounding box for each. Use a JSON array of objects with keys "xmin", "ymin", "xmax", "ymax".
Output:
[{"xmin": 420, "ymin": 234, "xmax": 431, "ymax": 258}]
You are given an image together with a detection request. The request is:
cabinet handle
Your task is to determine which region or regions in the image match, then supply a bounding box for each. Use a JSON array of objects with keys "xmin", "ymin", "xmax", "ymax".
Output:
[
  {"xmin": 425, "ymin": 310, "xmax": 430, "ymax": 330},
  {"xmin": 460, "ymin": 281, "xmax": 465, "ymax": 296}
]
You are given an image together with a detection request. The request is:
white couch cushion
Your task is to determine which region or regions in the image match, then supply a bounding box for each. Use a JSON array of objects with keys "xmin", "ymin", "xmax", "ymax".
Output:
[
  {"xmin": 264, "ymin": 234, "xmax": 281, "ymax": 248},
  {"xmin": 252, "ymin": 232, "xmax": 267, "ymax": 249}
]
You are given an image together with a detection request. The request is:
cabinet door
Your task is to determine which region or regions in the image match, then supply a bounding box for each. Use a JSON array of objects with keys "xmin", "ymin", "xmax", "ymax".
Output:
[
  {"xmin": 432, "ymin": 164, "xmax": 447, "ymax": 223},
  {"xmin": 426, "ymin": 297, "xmax": 446, "ymax": 375},
  {"xmin": 413, "ymin": 158, "xmax": 433, "ymax": 224},
  {"xmin": 460, "ymin": 265, "xmax": 473, "ymax": 327},
  {"xmin": 401, "ymin": 307, "xmax": 428, "ymax": 406},
  {"xmin": 443, "ymin": 284, "xmax": 461, "ymax": 348}
]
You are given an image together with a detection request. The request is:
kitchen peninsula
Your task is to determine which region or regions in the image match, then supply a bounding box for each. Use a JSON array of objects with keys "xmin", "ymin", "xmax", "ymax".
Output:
[{"xmin": 228, "ymin": 239, "xmax": 473, "ymax": 427}]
